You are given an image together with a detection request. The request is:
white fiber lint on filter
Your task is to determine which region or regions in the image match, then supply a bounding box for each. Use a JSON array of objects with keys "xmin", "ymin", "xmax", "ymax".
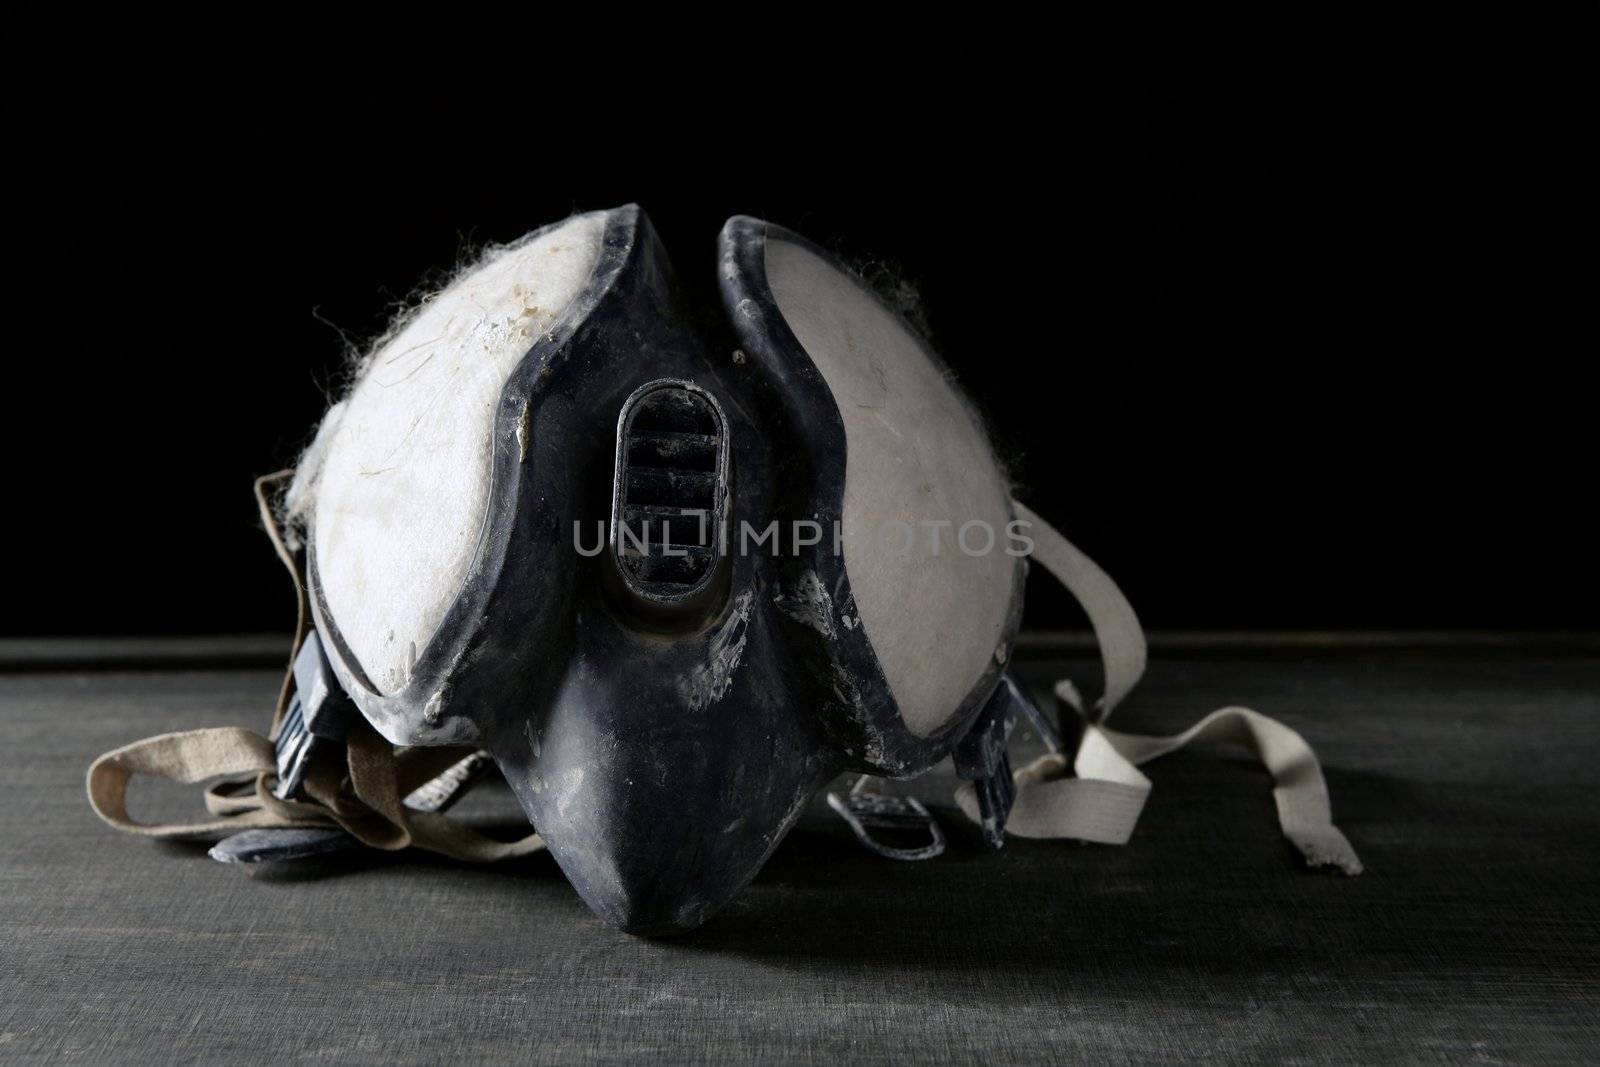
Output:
[
  {"xmin": 311, "ymin": 212, "xmax": 607, "ymax": 693},
  {"xmin": 764, "ymin": 238, "xmax": 1015, "ymax": 737}
]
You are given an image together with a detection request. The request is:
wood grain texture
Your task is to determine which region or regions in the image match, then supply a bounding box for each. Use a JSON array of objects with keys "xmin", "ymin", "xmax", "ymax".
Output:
[{"xmin": 2, "ymin": 646, "xmax": 1596, "ymax": 1064}]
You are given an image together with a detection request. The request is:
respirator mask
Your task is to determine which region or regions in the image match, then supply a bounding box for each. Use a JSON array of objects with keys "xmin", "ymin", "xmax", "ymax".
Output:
[{"xmin": 90, "ymin": 206, "xmax": 1360, "ymax": 935}]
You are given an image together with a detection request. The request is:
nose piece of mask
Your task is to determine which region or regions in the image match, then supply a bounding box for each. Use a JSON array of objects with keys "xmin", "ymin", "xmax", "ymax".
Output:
[{"xmin": 290, "ymin": 204, "xmax": 1025, "ymax": 934}]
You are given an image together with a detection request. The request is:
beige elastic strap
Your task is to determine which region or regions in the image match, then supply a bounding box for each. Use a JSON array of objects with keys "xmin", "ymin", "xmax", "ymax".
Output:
[
  {"xmin": 87, "ymin": 727, "xmax": 332, "ymax": 838},
  {"xmin": 85, "ymin": 474, "xmax": 544, "ymax": 864},
  {"xmin": 253, "ymin": 470, "xmax": 306, "ymax": 736},
  {"xmin": 1013, "ymin": 502, "xmax": 1147, "ymax": 715},
  {"xmin": 87, "ymin": 721, "xmax": 545, "ymax": 861},
  {"xmin": 955, "ymin": 502, "xmax": 1362, "ymax": 875}
]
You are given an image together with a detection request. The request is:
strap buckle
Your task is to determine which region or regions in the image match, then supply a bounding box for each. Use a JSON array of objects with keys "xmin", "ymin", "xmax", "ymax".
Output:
[
  {"xmin": 272, "ymin": 632, "xmax": 357, "ymax": 800},
  {"xmin": 953, "ymin": 674, "xmax": 1057, "ymax": 848},
  {"xmin": 827, "ymin": 784, "xmax": 946, "ymax": 861}
]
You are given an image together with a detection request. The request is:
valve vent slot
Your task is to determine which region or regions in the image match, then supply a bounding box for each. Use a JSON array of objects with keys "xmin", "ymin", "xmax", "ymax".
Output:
[{"xmin": 610, "ymin": 380, "xmax": 730, "ymax": 613}]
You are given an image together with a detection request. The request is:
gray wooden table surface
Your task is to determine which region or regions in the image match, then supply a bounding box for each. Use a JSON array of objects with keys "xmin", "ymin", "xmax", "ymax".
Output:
[{"xmin": 2, "ymin": 637, "xmax": 1596, "ymax": 1064}]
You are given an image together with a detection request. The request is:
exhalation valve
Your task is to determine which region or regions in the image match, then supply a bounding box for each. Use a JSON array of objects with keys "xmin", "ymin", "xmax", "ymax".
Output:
[{"xmin": 608, "ymin": 378, "xmax": 731, "ymax": 626}]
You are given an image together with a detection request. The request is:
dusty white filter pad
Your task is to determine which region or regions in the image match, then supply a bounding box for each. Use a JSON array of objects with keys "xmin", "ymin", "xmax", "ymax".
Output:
[
  {"xmin": 311, "ymin": 212, "xmax": 607, "ymax": 693},
  {"xmin": 765, "ymin": 238, "xmax": 1015, "ymax": 736}
]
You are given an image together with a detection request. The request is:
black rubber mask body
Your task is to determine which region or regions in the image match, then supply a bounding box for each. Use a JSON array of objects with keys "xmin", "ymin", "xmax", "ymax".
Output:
[{"xmin": 307, "ymin": 207, "xmax": 1025, "ymax": 934}]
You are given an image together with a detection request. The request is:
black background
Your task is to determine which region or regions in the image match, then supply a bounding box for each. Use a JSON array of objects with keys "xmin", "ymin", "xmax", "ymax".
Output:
[{"xmin": 11, "ymin": 31, "xmax": 1593, "ymax": 637}]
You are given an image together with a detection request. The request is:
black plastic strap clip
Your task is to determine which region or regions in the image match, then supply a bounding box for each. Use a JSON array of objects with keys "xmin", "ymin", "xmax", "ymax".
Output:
[
  {"xmin": 827, "ymin": 786, "xmax": 946, "ymax": 861},
  {"xmin": 272, "ymin": 632, "xmax": 357, "ymax": 801},
  {"xmin": 954, "ymin": 674, "xmax": 1059, "ymax": 848}
]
